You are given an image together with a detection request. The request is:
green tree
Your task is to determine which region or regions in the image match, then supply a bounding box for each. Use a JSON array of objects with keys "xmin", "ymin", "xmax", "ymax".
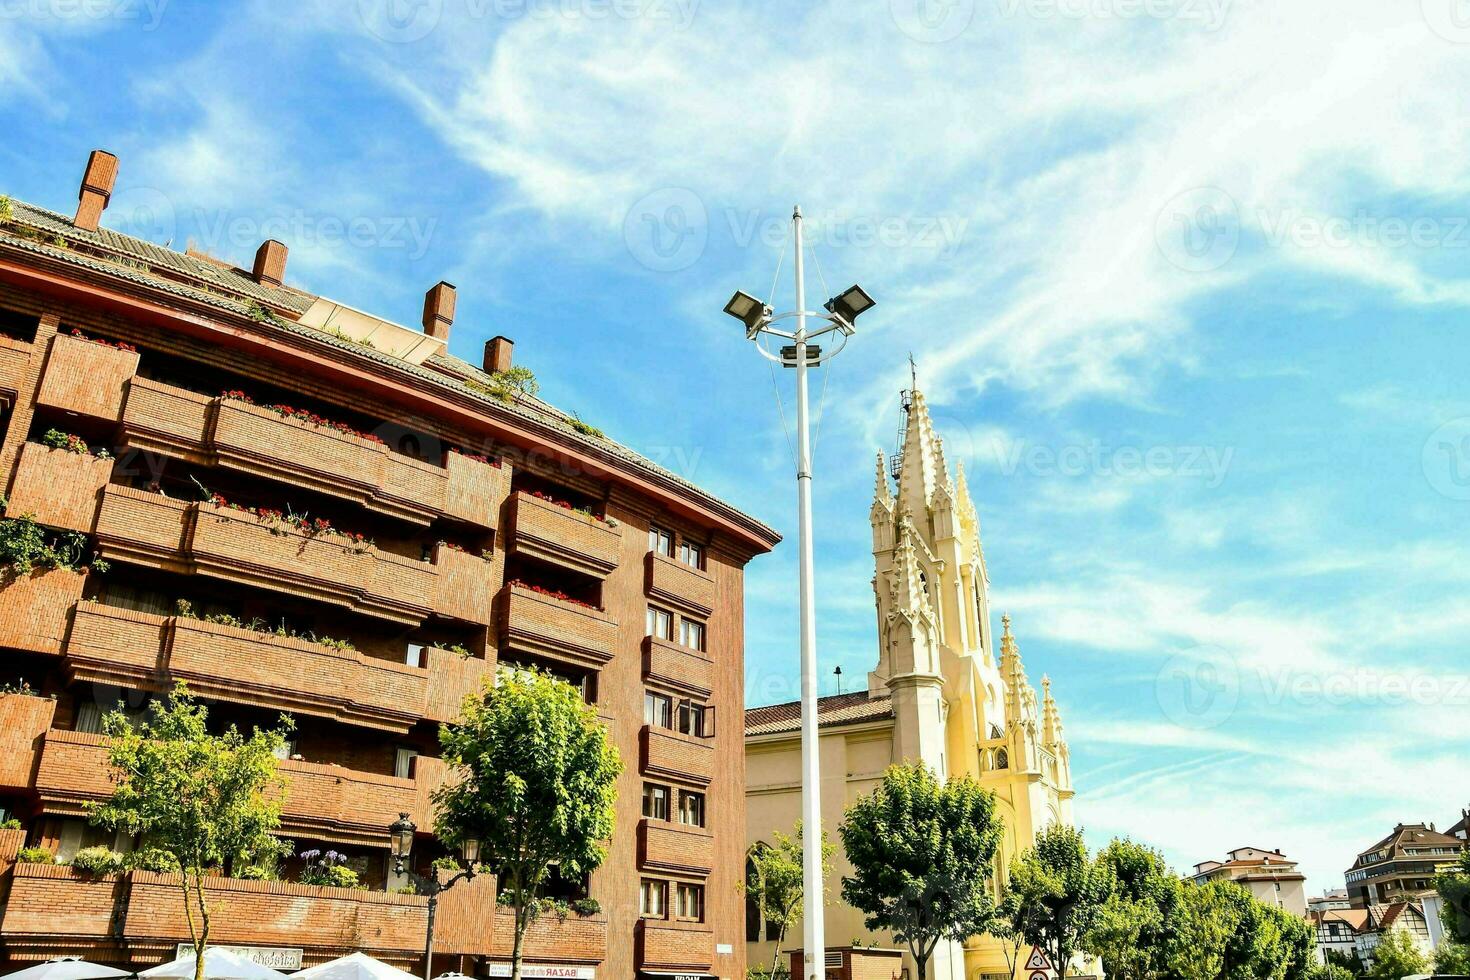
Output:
[
  {"xmin": 1307, "ymin": 964, "xmax": 1354, "ymax": 980},
  {"xmin": 1086, "ymin": 838, "xmax": 1182, "ymax": 980},
  {"xmin": 1365, "ymin": 928, "xmax": 1426, "ymax": 979},
  {"xmin": 1437, "ymin": 851, "xmax": 1470, "ymax": 943},
  {"xmin": 1001, "ymin": 824, "xmax": 1111, "ymax": 977},
  {"xmin": 89, "ymin": 684, "xmax": 291, "ymax": 980},
  {"xmin": 839, "ymin": 764, "xmax": 1003, "ymax": 980},
  {"xmin": 1436, "ymin": 940, "xmax": 1470, "ymax": 974},
  {"xmin": 744, "ymin": 824, "xmax": 833, "ymax": 980},
  {"xmin": 434, "ymin": 668, "xmax": 621, "ymax": 980}
]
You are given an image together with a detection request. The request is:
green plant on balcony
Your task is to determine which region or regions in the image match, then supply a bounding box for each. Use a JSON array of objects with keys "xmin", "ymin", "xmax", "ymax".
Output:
[
  {"xmin": 0, "ymin": 817, "xmax": 21, "ymax": 830},
  {"xmin": 16, "ymin": 846, "xmax": 55, "ymax": 864},
  {"xmin": 70, "ymin": 846, "xmax": 125, "ymax": 876},
  {"xmin": 41, "ymin": 428, "xmax": 112, "ymax": 460},
  {"xmin": 0, "ymin": 498, "xmax": 110, "ymax": 575},
  {"xmin": 125, "ymin": 846, "xmax": 182, "ymax": 874},
  {"xmin": 174, "ymin": 599, "xmax": 358, "ymax": 652},
  {"xmin": 298, "ymin": 849, "xmax": 361, "ymax": 889},
  {"xmin": 0, "ymin": 679, "xmax": 38, "ymax": 695}
]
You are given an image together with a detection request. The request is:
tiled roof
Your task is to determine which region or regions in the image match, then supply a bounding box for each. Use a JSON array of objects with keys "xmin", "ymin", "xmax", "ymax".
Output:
[
  {"xmin": 0, "ymin": 197, "xmax": 778, "ymax": 545},
  {"xmin": 1311, "ymin": 909, "xmax": 1370, "ymax": 933},
  {"xmin": 746, "ymin": 690, "xmax": 894, "ymax": 737},
  {"xmin": 1354, "ymin": 824, "xmax": 1464, "ymax": 865}
]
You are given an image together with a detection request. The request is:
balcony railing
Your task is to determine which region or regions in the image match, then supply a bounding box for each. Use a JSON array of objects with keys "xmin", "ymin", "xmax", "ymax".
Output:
[
  {"xmin": 0, "ymin": 693, "xmax": 58, "ymax": 792},
  {"xmin": 0, "ymin": 568, "xmax": 85, "ymax": 656},
  {"xmin": 64, "ymin": 601, "xmax": 430, "ymax": 733},
  {"xmin": 121, "ymin": 377, "xmax": 509, "ymax": 528},
  {"xmin": 500, "ymin": 583, "xmax": 617, "ymax": 669},
  {"xmin": 640, "ymin": 726, "xmax": 715, "ymax": 786},
  {"xmin": 645, "ymin": 552, "xmax": 715, "ymax": 619},
  {"xmin": 35, "ymin": 333, "xmax": 139, "ymax": 422},
  {"xmin": 638, "ymin": 819, "xmax": 714, "ymax": 876},
  {"xmin": 491, "ymin": 906, "xmax": 608, "ymax": 965},
  {"xmin": 424, "ymin": 647, "xmax": 493, "ymax": 724},
  {"xmin": 636, "ymin": 919, "xmax": 715, "ymax": 974},
  {"xmin": 508, "ymin": 492, "xmax": 621, "ymax": 578},
  {"xmin": 0, "ymin": 334, "xmax": 33, "ymax": 402},
  {"xmin": 433, "ymin": 543, "xmax": 497, "ymax": 625},
  {"xmin": 34, "ymin": 730, "xmax": 422, "ymax": 847},
  {"xmin": 0, "ymin": 863, "xmax": 444, "ymax": 967},
  {"xmin": 642, "ymin": 636, "xmax": 714, "ymax": 700},
  {"xmin": 6, "ymin": 442, "xmax": 113, "ymax": 532},
  {"xmin": 92, "ymin": 486, "xmax": 478, "ymax": 627}
]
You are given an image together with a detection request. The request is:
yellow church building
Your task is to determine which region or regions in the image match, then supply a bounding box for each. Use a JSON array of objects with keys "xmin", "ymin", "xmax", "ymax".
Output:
[{"xmin": 744, "ymin": 382, "xmax": 1077, "ymax": 980}]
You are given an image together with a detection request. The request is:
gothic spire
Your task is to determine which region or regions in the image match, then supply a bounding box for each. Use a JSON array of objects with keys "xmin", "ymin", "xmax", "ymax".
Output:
[
  {"xmin": 890, "ymin": 519, "xmax": 932, "ymax": 618},
  {"xmin": 872, "ymin": 450, "xmax": 893, "ymax": 517},
  {"xmin": 1042, "ymin": 675, "xmax": 1065, "ymax": 747},
  {"xmin": 896, "ymin": 384, "xmax": 948, "ymax": 518}
]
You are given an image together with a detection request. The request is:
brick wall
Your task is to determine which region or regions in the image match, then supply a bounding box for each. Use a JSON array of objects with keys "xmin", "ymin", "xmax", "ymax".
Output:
[
  {"xmin": 0, "ymin": 694, "xmax": 58, "ymax": 791},
  {"xmin": 442, "ymin": 451, "xmax": 508, "ymax": 527},
  {"xmin": 638, "ymin": 819, "xmax": 714, "ymax": 876},
  {"xmin": 509, "ymin": 492, "xmax": 622, "ymax": 578},
  {"xmin": 646, "ymin": 552, "xmax": 716, "ymax": 618},
  {"xmin": 34, "ymin": 333, "xmax": 138, "ymax": 422},
  {"xmin": 640, "ymin": 726, "xmax": 715, "ymax": 786},
  {"xmin": 501, "ymin": 584, "xmax": 617, "ymax": 669},
  {"xmin": 6, "ymin": 443, "xmax": 113, "ymax": 532},
  {"xmin": 0, "ymin": 568, "xmax": 84, "ymax": 655},
  {"xmin": 643, "ymin": 636, "xmax": 714, "ymax": 700},
  {"xmin": 636, "ymin": 919, "xmax": 715, "ymax": 972}
]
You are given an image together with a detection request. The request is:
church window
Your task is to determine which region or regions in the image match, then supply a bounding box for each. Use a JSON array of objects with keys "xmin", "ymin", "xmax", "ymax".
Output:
[{"xmin": 996, "ymin": 748, "xmax": 1009, "ymax": 769}]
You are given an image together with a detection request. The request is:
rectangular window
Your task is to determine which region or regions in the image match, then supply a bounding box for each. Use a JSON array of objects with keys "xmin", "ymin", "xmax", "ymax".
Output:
[
  {"xmin": 676, "ymin": 699, "xmax": 712, "ymax": 738},
  {"xmin": 676, "ymin": 883, "xmax": 705, "ymax": 922},
  {"xmin": 649, "ymin": 527, "xmax": 674, "ymax": 557},
  {"xmin": 643, "ymin": 784, "xmax": 670, "ymax": 821},
  {"xmin": 74, "ymin": 702, "xmax": 103, "ymax": 735},
  {"xmin": 678, "ymin": 791, "xmax": 706, "ymax": 828},
  {"xmin": 646, "ymin": 606, "xmax": 674, "ymax": 641},
  {"xmin": 640, "ymin": 879, "xmax": 668, "ymax": 918},
  {"xmin": 680, "ymin": 540, "xmax": 704, "ymax": 569},
  {"xmin": 680, "ymin": 618, "xmax": 706, "ymax": 651},
  {"xmin": 644, "ymin": 692, "xmax": 673, "ymax": 729},
  {"xmin": 405, "ymin": 643, "xmax": 426, "ymax": 668},
  {"xmin": 394, "ymin": 746, "xmax": 419, "ymax": 779}
]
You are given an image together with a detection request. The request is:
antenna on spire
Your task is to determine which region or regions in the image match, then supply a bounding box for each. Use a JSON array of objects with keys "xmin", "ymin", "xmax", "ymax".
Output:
[
  {"xmin": 909, "ymin": 352, "xmax": 918, "ymax": 392},
  {"xmin": 891, "ymin": 356, "xmax": 916, "ymax": 482}
]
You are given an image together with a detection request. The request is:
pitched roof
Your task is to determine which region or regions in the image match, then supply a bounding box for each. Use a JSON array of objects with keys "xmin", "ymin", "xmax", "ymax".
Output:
[
  {"xmin": 746, "ymin": 690, "xmax": 894, "ymax": 737},
  {"xmin": 0, "ymin": 197, "xmax": 778, "ymax": 547},
  {"xmin": 1311, "ymin": 908, "xmax": 1370, "ymax": 933},
  {"xmin": 1354, "ymin": 824, "xmax": 1464, "ymax": 865}
]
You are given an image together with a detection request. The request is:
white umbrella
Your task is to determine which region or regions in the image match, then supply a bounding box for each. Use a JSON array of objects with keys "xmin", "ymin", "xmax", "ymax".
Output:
[
  {"xmin": 141, "ymin": 949, "xmax": 286, "ymax": 980},
  {"xmin": 3, "ymin": 958, "xmax": 130, "ymax": 980},
  {"xmin": 290, "ymin": 954, "xmax": 417, "ymax": 980}
]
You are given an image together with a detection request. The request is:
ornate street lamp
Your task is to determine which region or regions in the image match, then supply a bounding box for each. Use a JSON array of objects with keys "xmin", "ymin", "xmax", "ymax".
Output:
[{"xmin": 389, "ymin": 813, "xmax": 480, "ymax": 980}]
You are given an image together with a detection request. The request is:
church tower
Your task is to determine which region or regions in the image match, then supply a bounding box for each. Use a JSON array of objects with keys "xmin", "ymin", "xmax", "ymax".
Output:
[{"xmin": 868, "ymin": 373, "xmax": 1075, "ymax": 977}]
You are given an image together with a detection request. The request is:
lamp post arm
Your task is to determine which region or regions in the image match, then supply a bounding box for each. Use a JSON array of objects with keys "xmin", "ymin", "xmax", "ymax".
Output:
[{"xmin": 391, "ymin": 863, "xmax": 477, "ymax": 980}]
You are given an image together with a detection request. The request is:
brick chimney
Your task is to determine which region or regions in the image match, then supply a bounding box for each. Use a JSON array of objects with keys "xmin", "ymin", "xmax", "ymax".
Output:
[
  {"xmin": 484, "ymin": 336, "xmax": 513, "ymax": 374},
  {"xmin": 422, "ymin": 281, "xmax": 456, "ymax": 341},
  {"xmin": 74, "ymin": 149, "xmax": 118, "ymax": 232},
  {"xmin": 252, "ymin": 240, "xmax": 288, "ymax": 288}
]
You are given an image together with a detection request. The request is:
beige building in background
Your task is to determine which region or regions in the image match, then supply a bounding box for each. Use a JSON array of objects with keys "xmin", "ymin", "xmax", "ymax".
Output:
[
  {"xmin": 1191, "ymin": 847, "xmax": 1308, "ymax": 916},
  {"xmin": 744, "ymin": 382, "xmax": 1077, "ymax": 980}
]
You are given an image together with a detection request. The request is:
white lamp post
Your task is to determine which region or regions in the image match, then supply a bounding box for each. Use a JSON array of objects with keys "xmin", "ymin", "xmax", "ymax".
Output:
[{"xmin": 725, "ymin": 206, "xmax": 874, "ymax": 980}]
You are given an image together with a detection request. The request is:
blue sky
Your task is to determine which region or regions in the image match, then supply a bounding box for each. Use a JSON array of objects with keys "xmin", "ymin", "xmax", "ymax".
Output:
[{"xmin": 4, "ymin": 0, "xmax": 1468, "ymax": 897}]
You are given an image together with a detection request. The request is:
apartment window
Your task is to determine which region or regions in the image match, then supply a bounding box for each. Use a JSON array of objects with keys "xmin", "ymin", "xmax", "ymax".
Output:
[
  {"xmin": 75, "ymin": 702, "xmax": 103, "ymax": 735},
  {"xmin": 680, "ymin": 618, "xmax": 706, "ymax": 651},
  {"xmin": 643, "ymin": 784, "xmax": 671, "ymax": 821},
  {"xmin": 405, "ymin": 643, "xmax": 426, "ymax": 668},
  {"xmin": 640, "ymin": 879, "xmax": 668, "ymax": 918},
  {"xmin": 273, "ymin": 738, "xmax": 298, "ymax": 762},
  {"xmin": 645, "ymin": 692, "xmax": 673, "ymax": 729},
  {"xmin": 649, "ymin": 526, "xmax": 674, "ymax": 557},
  {"xmin": 680, "ymin": 540, "xmax": 704, "ymax": 569},
  {"xmin": 394, "ymin": 747, "xmax": 419, "ymax": 779},
  {"xmin": 676, "ymin": 882, "xmax": 705, "ymax": 922},
  {"xmin": 679, "ymin": 791, "xmax": 706, "ymax": 828},
  {"xmin": 677, "ymin": 699, "xmax": 713, "ymax": 738},
  {"xmin": 646, "ymin": 606, "xmax": 674, "ymax": 641}
]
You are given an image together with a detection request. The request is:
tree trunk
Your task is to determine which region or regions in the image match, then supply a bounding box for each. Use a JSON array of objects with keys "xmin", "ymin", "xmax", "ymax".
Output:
[
  {"xmin": 510, "ymin": 901, "xmax": 527, "ymax": 980},
  {"xmin": 192, "ymin": 871, "xmax": 211, "ymax": 980}
]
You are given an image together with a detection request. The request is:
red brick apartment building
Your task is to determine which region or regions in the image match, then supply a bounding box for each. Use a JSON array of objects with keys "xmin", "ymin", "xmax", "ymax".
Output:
[{"xmin": 0, "ymin": 150, "xmax": 778, "ymax": 979}]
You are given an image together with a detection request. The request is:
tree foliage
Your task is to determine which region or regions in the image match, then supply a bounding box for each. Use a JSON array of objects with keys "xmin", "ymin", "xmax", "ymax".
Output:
[
  {"xmin": 839, "ymin": 764, "xmax": 1003, "ymax": 980},
  {"xmin": 745, "ymin": 823, "xmax": 833, "ymax": 980},
  {"xmin": 1086, "ymin": 838, "xmax": 1182, "ymax": 980},
  {"xmin": 1002, "ymin": 824, "xmax": 1111, "ymax": 976},
  {"xmin": 434, "ymin": 668, "xmax": 620, "ymax": 980},
  {"xmin": 1364, "ymin": 927, "xmax": 1426, "ymax": 979},
  {"xmin": 89, "ymin": 683, "xmax": 291, "ymax": 980}
]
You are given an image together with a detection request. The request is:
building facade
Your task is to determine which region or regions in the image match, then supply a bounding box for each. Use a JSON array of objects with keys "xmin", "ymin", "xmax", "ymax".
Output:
[
  {"xmin": 1191, "ymin": 847, "xmax": 1308, "ymax": 917},
  {"xmin": 745, "ymin": 383, "xmax": 1076, "ymax": 980},
  {"xmin": 0, "ymin": 150, "xmax": 778, "ymax": 979},
  {"xmin": 1344, "ymin": 823, "xmax": 1465, "ymax": 908}
]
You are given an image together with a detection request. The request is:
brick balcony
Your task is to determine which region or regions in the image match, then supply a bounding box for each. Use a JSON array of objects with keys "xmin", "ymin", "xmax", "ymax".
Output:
[
  {"xmin": 640, "ymin": 726, "xmax": 715, "ymax": 786},
  {"xmin": 0, "ymin": 568, "xmax": 85, "ymax": 655},
  {"xmin": 424, "ymin": 647, "xmax": 493, "ymax": 724},
  {"xmin": 6, "ymin": 442, "xmax": 113, "ymax": 532},
  {"xmin": 33, "ymin": 730, "xmax": 421, "ymax": 848},
  {"xmin": 508, "ymin": 492, "xmax": 621, "ymax": 579},
  {"xmin": 499, "ymin": 583, "xmax": 617, "ymax": 670},
  {"xmin": 645, "ymin": 552, "xmax": 715, "ymax": 619},
  {"xmin": 637, "ymin": 819, "xmax": 714, "ymax": 876},
  {"xmin": 491, "ymin": 906, "xmax": 608, "ymax": 965},
  {"xmin": 636, "ymin": 919, "xmax": 715, "ymax": 973},
  {"xmin": 642, "ymin": 636, "xmax": 714, "ymax": 700},
  {"xmin": 119, "ymin": 376, "xmax": 510, "ymax": 529},
  {"xmin": 91, "ymin": 486, "xmax": 476, "ymax": 627},
  {"xmin": 0, "ymin": 693, "xmax": 57, "ymax": 792},
  {"xmin": 64, "ymin": 601, "xmax": 430, "ymax": 733},
  {"xmin": 0, "ymin": 863, "xmax": 445, "ymax": 967},
  {"xmin": 433, "ymin": 543, "xmax": 497, "ymax": 625},
  {"xmin": 0, "ymin": 334, "xmax": 33, "ymax": 401},
  {"xmin": 35, "ymin": 333, "xmax": 138, "ymax": 422}
]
